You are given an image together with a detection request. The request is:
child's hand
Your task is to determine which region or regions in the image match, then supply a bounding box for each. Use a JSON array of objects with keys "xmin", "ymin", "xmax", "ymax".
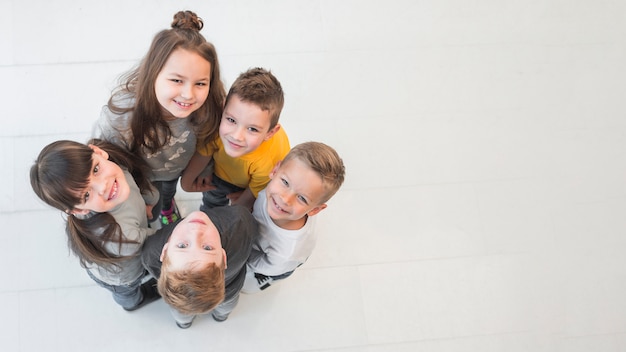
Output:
[
  {"xmin": 226, "ymin": 190, "xmax": 244, "ymax": 203},
  {"xmin": 188, "ymin": 175, "xmax": 217, "ymax": 192},
  {"xmin": 146, "ymin": 204, "xmax": 155, "ymax": 219},
  {"xmin": 228, "ymin": 188, "xmax": 255, "ymax": 212},
  {"xmin": 181, "ymin": 152, "xmax": 214, "ymax": 192}
]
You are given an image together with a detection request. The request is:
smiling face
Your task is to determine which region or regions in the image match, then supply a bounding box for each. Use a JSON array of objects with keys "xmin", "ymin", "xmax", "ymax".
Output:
[
  {"xmin": 160, "ymin": 211, "xmax": 226, "ymax": 270},
  {"xmin": 154, "ymin": 48, "xmax": 211, "ymax": 119},
  {"xmin": 71, "ymin": 145, "xmax": 130, "ymax": 214},
  {"xmin": 218, "ymin": 94, "xmax": 280, "ymax": 158},
  {"xmin": 264, "ymin": 158, "xmax": 328, "ymax": 229}
]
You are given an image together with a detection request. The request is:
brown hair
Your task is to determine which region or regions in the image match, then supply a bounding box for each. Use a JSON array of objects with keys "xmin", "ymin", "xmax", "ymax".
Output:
[
  {"xmin": 109, "ymin": 10, "xmax": 226, "ymax": 154},
  {"xmin": 225, "ymin": 67, "xmax": 284, "ymax": 129},
  {"xmin": 158, "ymin": 255, "xmax": 225, "ymax": 315},
  {"xmin": 30, "ymin": 139, "xmax": 152, "ymax": 269},
  {"xmin": 282, "ymin": 142, "xmax": 346, "ymax": 203}
]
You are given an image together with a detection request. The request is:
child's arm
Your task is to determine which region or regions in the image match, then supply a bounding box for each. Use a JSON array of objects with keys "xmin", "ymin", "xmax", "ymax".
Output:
[
  {"xmin": 146, "ymin": 204, "xmax": 155, "ymax": 220},
  {"xmin": 180, "ymin": 152, "xmax": 215, "ymax": 192},
  {"xmin": 235, "ymin": 163, "xmax": 272, "ymax": 211},
  {"xmin": 142, "ymin": 183, "xmax": 160, "ymax": 220},
  {"xmin": 229, "ymin": 188, "xmax": 255, "ymax": 211},
  {"xmin": 247, "ymin": 248, "xmax": 302, "ymax": 277}
]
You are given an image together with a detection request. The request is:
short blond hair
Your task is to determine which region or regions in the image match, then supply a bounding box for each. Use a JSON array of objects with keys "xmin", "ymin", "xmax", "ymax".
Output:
[
  {"xmin": 282, "ymin": 142, "xmax": 346, "ymax": 203},
  {"xmin": 158, "ymin": 255, "xmax": 225, "ymax": 315}
]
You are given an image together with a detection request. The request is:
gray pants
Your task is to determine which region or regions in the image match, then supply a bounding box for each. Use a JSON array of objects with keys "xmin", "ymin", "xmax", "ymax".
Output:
[
  {"xmin": 169, "ymin": 290, "xmax": 240, "ymax": 324},
  {"xmin": 150, "ymin": 179, "xmax": 179, "ymax": 219},
  {"xmin": 87, "ymin": 271, "xmax": 144, "ymax": 310}
]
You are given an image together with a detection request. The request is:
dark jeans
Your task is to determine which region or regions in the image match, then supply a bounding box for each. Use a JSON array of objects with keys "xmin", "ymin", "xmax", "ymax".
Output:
[
  {"xmin": 200, "ymin": 174, "xmax": 245, "ymax": 210},
  {"xmin": 151, "ymin": 178, "xmax": 179, "ymax": 219},
  {"xmin": 269, "ymin": 270, "xmax": 294, "ymax": 281},
  {"xmin": 87, "ymin": 270, "xmax": 145, "ymax": 310}
]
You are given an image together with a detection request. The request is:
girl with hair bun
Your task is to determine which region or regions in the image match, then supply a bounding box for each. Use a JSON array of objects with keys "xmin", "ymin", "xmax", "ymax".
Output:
[{"xmin": 94, "ymin": 10, "xmax": 225, "ymax": 228}]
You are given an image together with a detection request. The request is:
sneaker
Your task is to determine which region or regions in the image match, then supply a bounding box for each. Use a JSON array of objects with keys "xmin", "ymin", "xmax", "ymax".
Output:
[
  {"xmin": 176, "ymin": 317, "xmax": 195, "ymax": 329},
  {"xmin": 212, "ymin": 312, "xmax": 228, "ymax": 322},
  {"xmin": 124, "ymin": 278, "xmax": 161, "ymax": 312},
  {"xmin": 242, "ymin": 269, "xmax": 275, "ymax": 294},
  {"xmin": 148, "ymin": 218, "xmax": 162, "ymax": 230},
  {"xmin": 254, "ymin": 273, "xmax": 273, "ymax": 291},
  {"xmin": 160, "ymin": 199, "xmax": 181, "ymax": 226}
]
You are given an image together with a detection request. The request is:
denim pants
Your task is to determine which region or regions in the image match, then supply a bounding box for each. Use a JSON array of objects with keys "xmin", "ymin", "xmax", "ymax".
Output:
[
  {"xmin": 150, "ymin": 178, "xmax": 179, "ymax": 219},
  {"xmin": 200, "ymin": 175, "xmax": 245, "ymax": 210},
  {"xmin": 87, "ymin": 271, "xmax": 144, "ymax": 310},
  {"xmin": 169, "ymin": 290, "xmax": 241, "ymax": 325}
]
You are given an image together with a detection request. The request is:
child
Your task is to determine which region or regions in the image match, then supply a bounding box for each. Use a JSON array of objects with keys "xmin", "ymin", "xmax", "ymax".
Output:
[
  {"xmin": 241, "ymin": 142, "xmax": 346, "ymax": 293},
  {"xmin": 93, "ymin": 10, "xmax": 226, "ymax": 227},
  {"xmin": 180, "ymin": 67, "xmax": 290, "ymax": 212},
  {"xmin": 30, "ymin": 139, "xmax": 161, "ymax": 311},
  {"xmin": 141, "ymin": 206, "xmax": 256, "ymax": 328}
]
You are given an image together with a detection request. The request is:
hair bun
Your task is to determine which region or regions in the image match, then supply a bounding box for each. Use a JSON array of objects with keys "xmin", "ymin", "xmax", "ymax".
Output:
[{"xmin": 171, "ymin": 10, "xmax": 203, "ymax": 31}]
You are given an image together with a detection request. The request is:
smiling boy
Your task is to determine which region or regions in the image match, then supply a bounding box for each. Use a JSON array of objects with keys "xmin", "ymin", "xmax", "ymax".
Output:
[
  {"xmin": 141, "ymin": 205, "xmax": 256, "ymax": 328},
  {"xmin": 242, "ymin": 142, "xmax": 345, "ymax": 293},
  {"xmin": 180, "ymin": 67, "xmax": 290, "ymax": 211}
]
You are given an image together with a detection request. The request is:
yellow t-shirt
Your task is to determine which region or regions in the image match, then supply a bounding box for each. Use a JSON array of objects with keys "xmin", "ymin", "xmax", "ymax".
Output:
[{"xmin": 197, "ymin": 128, "xmax": 290, "ymax": 197}]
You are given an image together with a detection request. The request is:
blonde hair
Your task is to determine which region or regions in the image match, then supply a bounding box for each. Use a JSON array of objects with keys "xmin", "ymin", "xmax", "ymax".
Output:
[
  {"xmin": 283, "ymin": 142, "xmax": 346, "ymax": 203},
  {"xmin": 158, "ymin": 254, "xmax": 225, "ymax": 315}
]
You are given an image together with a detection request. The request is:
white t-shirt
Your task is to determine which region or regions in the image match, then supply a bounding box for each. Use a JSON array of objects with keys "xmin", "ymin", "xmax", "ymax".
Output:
[{"xmin": 247, "ymin": 189, "xmax": 318, "ymax": 276}]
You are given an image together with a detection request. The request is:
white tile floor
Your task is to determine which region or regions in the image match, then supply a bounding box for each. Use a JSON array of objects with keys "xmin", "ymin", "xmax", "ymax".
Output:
[{"xmin": 2, "ymin": 0, "xmax": 626, "ymax": 351}]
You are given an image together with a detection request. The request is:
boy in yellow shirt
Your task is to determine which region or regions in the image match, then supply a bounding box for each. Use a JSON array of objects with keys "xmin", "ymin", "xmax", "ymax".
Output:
[{"xmin": 181, "ymin": 67, "xmax": 290, "ymax": 211}]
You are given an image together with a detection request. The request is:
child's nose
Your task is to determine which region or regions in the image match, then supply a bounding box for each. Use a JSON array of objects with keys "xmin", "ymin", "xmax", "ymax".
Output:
[
  {"xmin": 282, "ymin": 192, "xmax": 295, "ymax": 205},
  {"xmin": 232, "ymin": 126, "xmax": 245, "ymax": 141},
  {"xmin": 180, "ymin": 84, "xmax": 192, "ymax": 99},
  {"xmin": 94, "ymin": 181, "xmax": 107, "ymax": 196}
]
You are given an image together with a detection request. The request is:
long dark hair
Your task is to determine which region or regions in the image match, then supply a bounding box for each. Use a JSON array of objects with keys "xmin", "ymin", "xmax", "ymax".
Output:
[
  {"xmin": 30, "ymin": 138, "xmax": 153, "ymax": 270},
  {"xmin": 108, "ymin": 10, "xmax": 225, "ymax": 155}
]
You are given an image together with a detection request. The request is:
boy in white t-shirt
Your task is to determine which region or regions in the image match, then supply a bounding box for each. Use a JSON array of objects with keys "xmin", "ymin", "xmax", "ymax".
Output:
[{"xmin": 242, "ymin": 142, "xmax": 346, "ymax": 293}]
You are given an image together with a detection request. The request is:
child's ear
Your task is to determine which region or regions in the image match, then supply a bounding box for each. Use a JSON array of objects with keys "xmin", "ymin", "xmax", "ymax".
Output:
[
  {"xmin": 88, "ymin": 144, "xmax": 109, "ymax": 160},
  {"xmin": 307, "ymin": 203, "xmax": 327, "ymax": 217},
  {"xmin": 269, "ymin": 161, "xmax": 282, "ymax": 179},
  {"xmin": 70, "ymin": 208, "xmax": 91, "ymax": 216},
  {"xmin": 264, "ymin": 124, "xmax": 281, "ymax": 141},
  {"xmin": 159, "ymin": 243, "xmax": 168, "ymax": 262}
]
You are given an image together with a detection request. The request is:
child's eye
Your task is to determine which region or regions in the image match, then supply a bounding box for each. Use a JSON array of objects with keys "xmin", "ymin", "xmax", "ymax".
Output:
[
  {"xmin": 196, "ymin": 82, "xmax": 207, "ymax": 86},
  {"xmin": 170, "ymin": 79, "xmax": 182, "ymax": 83},
  {"xmin": 83, "ymin": 191, "xmax": 90, "ymax": 203},
  {"xmin": 176, "ymin": 243, "xmax": 188, "ymax": 248},
  {"xmin": 297, "ymin": 195, "xmax": 309, "ymax": 205},
  {"xmin": 281, "ymin": 178, "xmax": 289, "ymax": 187},
  {"xmin": 225, "ymin": 117, "xmax": 235, "ymax": 124},
  {"xmin": 203, "ymin": 245, "xmax": 212, "ymax": 250},
  {"xmin": 247, "ymin": 127, "xmax": 259, "ymax": 133},
  {"xmin": 93, "ymin": 164, "xmax": 100, "ymax": 175}
]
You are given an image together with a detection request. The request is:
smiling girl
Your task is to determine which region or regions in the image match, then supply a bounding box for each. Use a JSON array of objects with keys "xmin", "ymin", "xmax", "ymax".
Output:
[
  {"xmin": 30, "ymin": 139, "xmax": 161, "ymax": 311},
  {"xmin": 93, "ymin": 10, "xmax": 226, "ymax": 227}
]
